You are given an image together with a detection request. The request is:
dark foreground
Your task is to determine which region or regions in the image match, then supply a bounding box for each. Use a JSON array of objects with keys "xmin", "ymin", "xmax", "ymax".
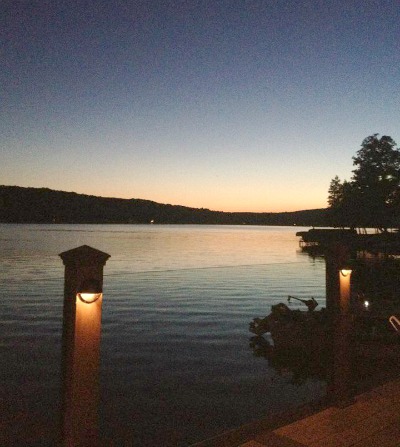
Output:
[{"xmin": 192, "ymin": 377, "xmax": 400, "ymax": 447}]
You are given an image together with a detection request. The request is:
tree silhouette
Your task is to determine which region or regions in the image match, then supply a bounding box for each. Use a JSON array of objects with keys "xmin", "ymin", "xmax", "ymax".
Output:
[
  {"xmin": 327, "ymin": 176, "xmax": 344, "ymax": 208},
  {"xmin": 328, "ymin": 134, "xmax": 400, "ymax": 231}
]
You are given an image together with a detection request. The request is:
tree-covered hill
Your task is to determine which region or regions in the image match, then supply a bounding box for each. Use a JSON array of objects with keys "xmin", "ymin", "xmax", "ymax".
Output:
[{"xmin": 0, "ymin": 185, "xmax": 328, "ymax": 226}]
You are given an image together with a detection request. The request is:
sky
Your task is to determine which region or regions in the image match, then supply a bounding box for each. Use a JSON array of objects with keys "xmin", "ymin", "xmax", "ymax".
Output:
[{"xmin": 1, "ymin": 0, "xmax": 399, "ymax": 212}]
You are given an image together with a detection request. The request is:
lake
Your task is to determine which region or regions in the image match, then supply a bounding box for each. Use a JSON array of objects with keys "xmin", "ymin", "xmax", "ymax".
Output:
[{"xmin": 0, "ymin": 224, "xmax": 326, "ymax": 446}]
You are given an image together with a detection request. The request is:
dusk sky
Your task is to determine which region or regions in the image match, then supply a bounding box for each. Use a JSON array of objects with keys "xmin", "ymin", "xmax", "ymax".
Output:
[{"xmin": 2, "ymin": 0, "xmax": 399, "ymax": 212}]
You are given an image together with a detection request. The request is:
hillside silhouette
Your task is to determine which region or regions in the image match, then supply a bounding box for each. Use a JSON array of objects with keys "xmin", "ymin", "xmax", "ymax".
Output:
[{"xmin": 0, "ymin": 186, "xmax": 327, "ymax": 226}]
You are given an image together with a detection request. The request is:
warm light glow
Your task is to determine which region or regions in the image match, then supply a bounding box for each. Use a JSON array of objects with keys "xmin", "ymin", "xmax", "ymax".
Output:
[
  {"xmin": 340, "ymin": 269, "xmax": 352, "ymax": 277},
  {"xmin": 77, "ymin": 292, "xmax": 102, "ymax": 304},
  {"xmin": 77, "ymin": 278, "xmax": 102, "ymax": 303},
  {"xmin": 364, "ymin": 300, "xmax": 369, "ymax": 309}
]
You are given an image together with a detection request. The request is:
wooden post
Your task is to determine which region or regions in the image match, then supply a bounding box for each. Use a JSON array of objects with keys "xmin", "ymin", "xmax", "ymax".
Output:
[
  {"xmin": 325, "ymin": 243, "xmax": 350, "ymax": 314},
  {"xmin": 325, "ymin": 243, "xmax": 354, "ymax": 407},
  {"xmin": 59, "ymin": 245, "xmax": 110, "ymax": 446}
]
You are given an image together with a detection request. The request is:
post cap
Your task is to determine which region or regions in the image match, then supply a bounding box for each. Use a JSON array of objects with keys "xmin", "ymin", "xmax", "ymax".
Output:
[{"xmin": 59, "ymin": 245, "xmax": 111, "ymax": 266}]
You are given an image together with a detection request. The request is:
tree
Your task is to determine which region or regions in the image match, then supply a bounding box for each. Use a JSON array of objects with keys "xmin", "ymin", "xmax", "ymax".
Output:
[
  {"xmin": 352, "ymin": 135, "xmax": 400, "ymax": 191},
  {"xmin": 328, "ymin": 134, "xmax": 400, "ymax": 230},
  {"xmin": 327, "ymin": 178, "xmax": 361, "ymax": 229},
  {"xmin": 327, "ymin": 176, "xmax": 343, "ymax": 208},
  {"xmin": 327, "ymin": 176, "xmax": 349, "ymax": 227},
  {"xmin": 352, "ymin": 134, "xmax": 400, "ymax": 230}
]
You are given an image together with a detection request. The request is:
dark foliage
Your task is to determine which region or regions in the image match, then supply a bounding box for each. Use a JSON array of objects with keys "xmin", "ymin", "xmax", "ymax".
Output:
[{"xmin": 327, "ymin": 134, "xmax": 400, "ymax": 230}]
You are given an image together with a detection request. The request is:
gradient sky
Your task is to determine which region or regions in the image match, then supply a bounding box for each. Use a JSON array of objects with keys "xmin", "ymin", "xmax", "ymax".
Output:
[{"xmin": 1, "ymin": 0, "xmax": 399, "ymax": 212}]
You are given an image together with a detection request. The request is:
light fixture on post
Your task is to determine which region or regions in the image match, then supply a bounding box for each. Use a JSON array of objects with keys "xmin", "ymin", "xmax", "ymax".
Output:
[
  {"xmin": 339, "ymin": 264, "xmax": 352, "ymax": 311},
  {"xmin": 330, "ymin": 254, "xmax": 355, "ymax": 407},
  {"xmin": 77, "ymin": 278, "xmax": 102, "ymax": 303},
  {"xmin": 59, "ymin": 245, "xmax": 110, "ymax": 447},
  {"xmin": 325, "ymin": 243, "xmax": 356, "ymax": 408}
]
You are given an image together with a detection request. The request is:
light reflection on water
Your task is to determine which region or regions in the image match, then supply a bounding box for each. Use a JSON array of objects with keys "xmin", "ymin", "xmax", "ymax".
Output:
[{"xmin": 0, "ymin": 224, "xmax": 325, "ymax": 446}]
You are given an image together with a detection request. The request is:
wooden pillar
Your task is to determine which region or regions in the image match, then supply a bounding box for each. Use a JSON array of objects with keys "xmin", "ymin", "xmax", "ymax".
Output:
[
  {"xmin": 325, "ymin": 243, "xmax": 354, "ymax": 407},
  {"xmin": 59, "ymin": 245, "xmax": 110, "ymax": 446}
]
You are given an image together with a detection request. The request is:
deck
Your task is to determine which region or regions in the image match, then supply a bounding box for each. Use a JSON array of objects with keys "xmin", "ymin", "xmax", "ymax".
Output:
[{"xmin": 193, "ymin": 377, "xmax": 400, "ymax": 447}]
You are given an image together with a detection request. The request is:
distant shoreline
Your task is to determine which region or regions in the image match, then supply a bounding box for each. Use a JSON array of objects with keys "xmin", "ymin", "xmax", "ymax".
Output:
[{"xmin": 0, "ymin": 185, "xmax": 328, "ymax": 226}]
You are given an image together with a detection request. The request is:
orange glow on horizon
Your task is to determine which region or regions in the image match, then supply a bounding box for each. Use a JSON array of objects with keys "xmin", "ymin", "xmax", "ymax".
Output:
[{"xmin": 100, "ymin": 191, "xmax": 326, "ymax": 213}]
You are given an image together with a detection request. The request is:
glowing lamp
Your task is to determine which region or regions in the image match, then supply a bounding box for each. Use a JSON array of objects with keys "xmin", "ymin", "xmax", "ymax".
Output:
[
  {"xmin": 59, "ymin": 245, "xmax": 110, "ymax": 445},
  {"xmin": 77, "ymin": 278, "xmax": 102, "ymax": 304},
  {"xmin": 340, "ymin": 269, "xmax": 352, "ymax": 277},
  {"xmin": 364, "ymin": 300, "xmax": 369, "ymax": 309}
]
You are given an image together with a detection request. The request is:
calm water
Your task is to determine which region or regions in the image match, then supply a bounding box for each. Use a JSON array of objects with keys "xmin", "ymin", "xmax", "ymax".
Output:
[{"xmin": 0, "ymin": 224, "xmax": 326, "ymax": 445}]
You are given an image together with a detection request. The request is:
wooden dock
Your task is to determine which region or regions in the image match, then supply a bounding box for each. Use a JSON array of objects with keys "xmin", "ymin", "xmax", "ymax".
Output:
[{"xmin": 192, "ymin": 377, "xmax": 400, "ymax": 447}]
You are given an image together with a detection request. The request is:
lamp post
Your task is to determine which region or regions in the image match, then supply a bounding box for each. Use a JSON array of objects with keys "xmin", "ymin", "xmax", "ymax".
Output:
[
  {"xmin": 59, "ymin": 245, "xmax": 110, "ymax": 447},
  {"xmin": 325, "ymin": 244, "xmax": 354, "ymax": 407}
]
